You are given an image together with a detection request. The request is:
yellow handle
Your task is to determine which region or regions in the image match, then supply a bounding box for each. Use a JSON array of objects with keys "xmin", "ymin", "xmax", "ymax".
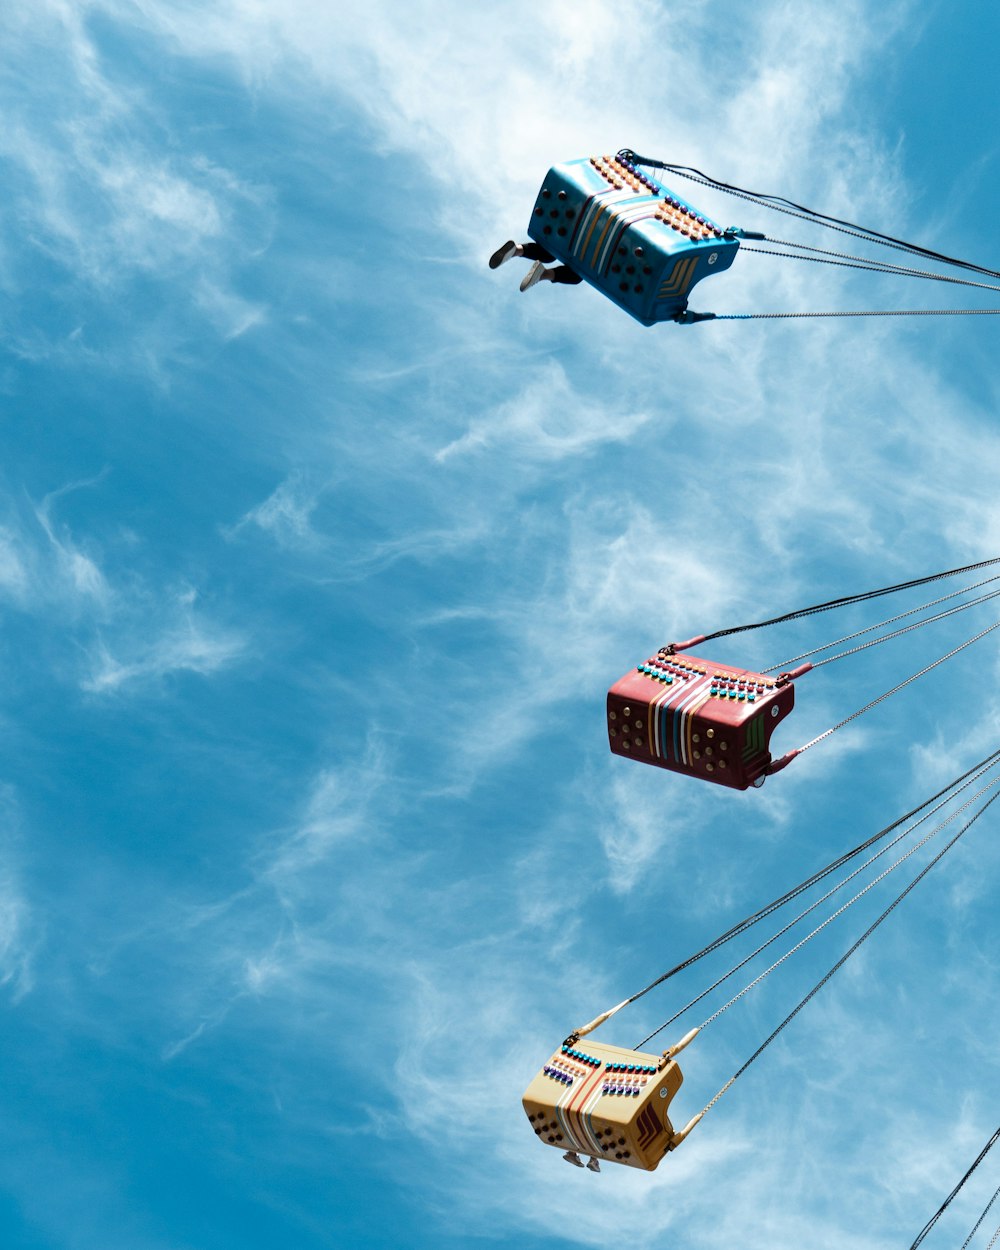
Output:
[
  {"xmin": 573, "ymin": 999, "xmax": 630, "ymax": 1039},
  {"xmin": 662, "ymin": 1025, "xmax": 700, "ymax": 1061},
  {"xmin": 668, "ymin": 1111, "xmax": 704, "ymax": 1150}
]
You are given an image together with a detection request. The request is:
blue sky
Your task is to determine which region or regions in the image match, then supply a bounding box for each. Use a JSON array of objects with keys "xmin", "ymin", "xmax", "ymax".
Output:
[{"xmin": 1, "ymin": 2, "xmax": 999, "ymax": 1248}]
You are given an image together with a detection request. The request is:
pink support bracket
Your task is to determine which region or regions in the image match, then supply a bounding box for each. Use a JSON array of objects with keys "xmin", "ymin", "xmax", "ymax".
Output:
[
  {"xmin": 775, "ymin": 662, "xmax": 813, "ymax": 686},
  {"xmin": 766, "ymin": 749, "xmax": 800, "ymax": 776},
  {"xmin": 659, "ymin": 635, "xmax": 707, "ymax": 657}
]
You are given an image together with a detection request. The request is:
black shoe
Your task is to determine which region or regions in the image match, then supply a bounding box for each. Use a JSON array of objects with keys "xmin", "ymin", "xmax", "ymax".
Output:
[{"xmin": 489, "ymin": 240, "xmax": 520, "ymax": 269}]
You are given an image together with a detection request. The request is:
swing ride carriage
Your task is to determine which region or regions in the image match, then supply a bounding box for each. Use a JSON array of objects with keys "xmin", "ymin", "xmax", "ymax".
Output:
[{"xmin": 498, "ymin": 149, "xmax": 1000, "ymax": 325}]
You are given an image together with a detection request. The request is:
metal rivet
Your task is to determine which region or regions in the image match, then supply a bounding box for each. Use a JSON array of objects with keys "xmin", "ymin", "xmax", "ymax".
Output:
[
  {"xmin": 706, "ymin": 762, "xmax": 715, "ymax": 772},
  {"xmin": 623, "ymin": 706, "xmax": 632, "ymax": 717},
  {"xmin": 708, "ymin": 252, "xmax": 718, "ymax": 264},
  {"xmin": 635, "ymin": 736, "xmax": 643, "ymax": 746},
  {"xmin": 720, "ymin": 741, "xmax": 728, "ymax": 751},
  {"xmin": 609, "ymin": 728, "xmax": 617, "ymax": 738},
  {"xmin": 706, "ymin": 728, "xmax": 715, "ymax": 739},
  {"xmin": 705, "ymin": 747, "xmax": 713, "ymax": 757},
  {"xmin": 693, "ymin": 750, "xmax": 701, "ymax": 760},
  {"xmin": 622, "ymin": 740, "xmax": 631, "ymax": 750},
  {"xmin": 609, "ymin": 711, "xmax": 617, "ymax": 721},
  {"xmin": 692, "ymin": 733, "xmax": 700, "ymax": 744},
  {"xmin": 635, "ymin": 719, "xmax": 643, "ymax": 729},
  {"xmin": 771, "ymin": 707, "xmax": 779, "ymax": 718}
]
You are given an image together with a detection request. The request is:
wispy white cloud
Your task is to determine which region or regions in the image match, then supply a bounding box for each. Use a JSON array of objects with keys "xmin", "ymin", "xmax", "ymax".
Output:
[
  {"xmin": 0, "ymin": 527, "xmax": 30, "ymax": 602},
  {"xmin": 0, "ymin": 1, "xmax": 272, "ymax": 367},
  {"xmin": 82, "ymin": 605, "xmax": 246, "ymax": 692},
  {"xmin": 194, "ymin": 279, "xmax": 266, "ymax": 340},
  {"xmin": 0, "ymin": 478, "xmax": 247, "ymax": 693},
  {"xmin": 229, "ymin": 475, "xmax": 324, "ymax": 549},
  {"xmin": 0, "ymin": 788, "xmax": 36, "ymax": 1001},
  {"xmin": 260, "ymin": 739, "xmax": 390, "ymax": 888},
  {"xmin": 435, "ymin": 358, "xmax": 653, "ymax": 463},
  {"xmin": 0, "ymin": 877, "xmax": 33, "ymax": 1001}
]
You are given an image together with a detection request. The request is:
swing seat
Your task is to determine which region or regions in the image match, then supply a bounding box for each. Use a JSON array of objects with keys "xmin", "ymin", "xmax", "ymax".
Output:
[
  {"xmin": 607, "ymin": 653, "xmax": 796, "ymax": 789},
  {"xmin": 523, "ymin": 1038, "xmax": 685, "ymax": 1171},
  {"xmin": 526, "ymin": 155, "xmax": 739, "ymax": 325}
]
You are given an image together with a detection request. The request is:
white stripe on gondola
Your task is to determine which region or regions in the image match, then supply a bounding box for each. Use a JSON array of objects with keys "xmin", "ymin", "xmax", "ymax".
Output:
[{"xmin": 594, "ymin": 196, "xmax": 660, "ymax": 272}]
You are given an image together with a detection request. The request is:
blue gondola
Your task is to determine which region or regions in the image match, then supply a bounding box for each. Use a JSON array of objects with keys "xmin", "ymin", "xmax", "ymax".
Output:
[
  {"xmin": 525, "ymin": 153, "xmax": 740, "ymax": 326},
  {"xmin": 493, "ymin": 151, "xmax": 1000, "ymax": 327}
]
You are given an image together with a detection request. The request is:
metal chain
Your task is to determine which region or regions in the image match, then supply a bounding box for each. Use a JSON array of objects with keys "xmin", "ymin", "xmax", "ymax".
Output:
[
  {"xmin": 970, "ymin": 1195, "xmax": 1000, "ymax": 1250},
  {"xmin": 911, "ymin": 1128, "xmax": 1000, "ymax": 1249},
  {"xmin": 693, "ymin": 790, "xmax": 1000, "ymax": 1125},
  {"xmin": 743, "ymin": 245, "xmax": 978, "ymax": 281},
  {"xmin": 634, "ymin": 754, "xmax": 1000, "ymax": 1048},
  {"xmin": 715, "ymin": 309, "xmax": 1000, "ymax": 320},
  {"xmin": 665, "ymin": 168, "xmax": 936, "ymax": 258},
  {"xmin": 663, "ymin": 556, "xmax": 1000, "ymax": 652},
  {"xmin": 746, "ymin": 240, "xmax": 1000, "ymax": 293},
  {"xmin": 692, "ymin": 776, "xmax": 1000, "ymax": 1034},
  {"xmin": 794, "ymin": 620, "xmax": 1000, "ymax": 756},
  {"xmin": 617, "ymin": 747, "xmax": 1000, "ymax": 1024},
  {"xmin": 965, "ymin": 1195, "xmax": 1000, "ymax": 1250},
  {"xmin": 766, "ymin": 576, "xmax": 1000, "ymax": 671},
  {"xmin": 765, "ymin": 584, "xmax": 1000, "ymax": 673},
  {"xmin": 985, "ymin": 1221, "xmax": 1000, "ymax": 1250},
  {"xmin": 634, "ymin": 160, "xmax": 1000, "ymax": 279}
]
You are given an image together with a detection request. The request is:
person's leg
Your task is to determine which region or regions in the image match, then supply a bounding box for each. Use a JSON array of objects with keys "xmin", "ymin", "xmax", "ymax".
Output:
[
  {"xmin": 489, "ymin": 240, "xmax": 556, "ymax": 269},
  {"xmin": 520, "ymin": 243, "xmax": 556, "ymax": 263},
  {"xmin": 520, "ymin": 262, "xmax": 581, "ymax": 291}
]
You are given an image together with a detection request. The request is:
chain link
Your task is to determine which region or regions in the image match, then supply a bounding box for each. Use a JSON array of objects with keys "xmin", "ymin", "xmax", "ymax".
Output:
[
  {"xmin": 746, "ymin": 239, "xmax": 1000, "ymax": 293},
  {"xmin": 692, "ymin": 790, "xmax": 1000, "ymax": 1128},
  {"xmin": 716, "ymin": 308, "xmax": 1000, "ymax": 320},
  {"xmin": 634, "ymin": 754, "xmax": 1000, "ymax": 1049},
  {"xmin": 765, "ymin": 582, "xmax": 1000, "ymax": 673},
  {"xmin": 962, "ymin": 1187, "xmax": 1000, "ymax": 1250},
  {"xmin": 795, "ymin": 620, "xmax": 1000, "ymax": 756}
]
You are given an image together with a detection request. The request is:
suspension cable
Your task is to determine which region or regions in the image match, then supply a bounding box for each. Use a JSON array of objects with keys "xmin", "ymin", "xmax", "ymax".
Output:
[
  {"xmin": 712, "ymin": 309, "xmax": 1000, "ymax": 321},
  {"xmin": 741, "ymin": 245, "xmax": 1000, "ymax": 286},
  {"xmin": 970, "ymin": 1190, "xmax": 1000, "ymax": 1250},
  {"xmin": 765, "ymin": 574, "xmax": 1000, "ymax": 671},
  {"xmin": 694, "ymin": 776, "xmax": 1000, "ymax": 1033},
  {"xmin": 617, "ymin": 152, "xmax": 1000, "ymax": 281},
  {"xmin": 764, "ymin": 583, "xmax": 1000, "ymax": 674},
  {"xmin": 660, "ymin": 557, "xmax": 1000, "ymax": 653},
  {"xmin": 574, "ymin": 747, "xmax": 1000, "ymax": 1039},
  {"xmin": 692, "ymin": 789, "xmax": 1000, "ymax": 1125},
  {"xmin": 634, "ymin": 760, "xmax": 1000, "ymax": 1048},
  {"xmin": 745, "ymin": 238, "xmax": 1000, "ymax": 294},
  {"xmin": 909, "ymin": 1124, "xmax": 1000, "ymax": 1250},
  {"xmin": 790, "ymin": 619, "xmax": 1000, "ymax": 758}
]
